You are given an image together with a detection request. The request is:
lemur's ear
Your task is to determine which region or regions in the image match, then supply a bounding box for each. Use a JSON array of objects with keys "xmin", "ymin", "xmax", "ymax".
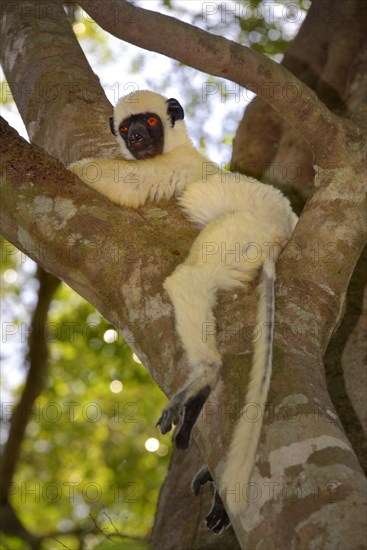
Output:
[
  {"xmin": 166, "ymin": 98, "xmax": 184, "ymax": 126},
  {"xmin": 109, "ymin": 116, "xmax": 116, "ymax": 136}
]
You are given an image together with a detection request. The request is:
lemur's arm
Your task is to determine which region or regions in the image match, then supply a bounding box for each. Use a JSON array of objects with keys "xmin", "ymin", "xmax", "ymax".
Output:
[
  {"xmin": 68, "ymin": 91, "xmax": 208, "ymax": 209},
  {"xmin": 68, "ymin": 145, "xmax": 205, "ymax": 209}
]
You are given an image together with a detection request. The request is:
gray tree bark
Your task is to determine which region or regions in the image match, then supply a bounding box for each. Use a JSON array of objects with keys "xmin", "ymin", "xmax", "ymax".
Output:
[{"xmin": 230, "ymin": 0, "xmax": 367, "ymax": 474}]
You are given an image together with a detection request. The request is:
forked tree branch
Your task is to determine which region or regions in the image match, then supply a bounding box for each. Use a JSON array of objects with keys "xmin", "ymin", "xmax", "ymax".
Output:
[{"xmin": 76, "ymin": 0, "xmax": 354, "ymax": 162}]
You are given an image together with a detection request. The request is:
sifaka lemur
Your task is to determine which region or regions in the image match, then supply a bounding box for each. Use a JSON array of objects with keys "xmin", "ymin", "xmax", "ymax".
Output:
[{"xmin": 69, "ymin": 90, "xmax": 298, "ymax": 532}]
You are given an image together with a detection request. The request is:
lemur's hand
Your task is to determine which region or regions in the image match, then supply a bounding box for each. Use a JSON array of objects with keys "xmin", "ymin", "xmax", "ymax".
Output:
[{"xmin": 157, "ymin": 384, "xmax": 211, "ymax": 450}]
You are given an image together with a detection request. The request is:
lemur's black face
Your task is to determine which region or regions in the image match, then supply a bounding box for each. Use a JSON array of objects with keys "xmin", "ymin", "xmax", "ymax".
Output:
[{"xmin": 111, "ymin": 112, "xmax": 164, "ymax": 160}]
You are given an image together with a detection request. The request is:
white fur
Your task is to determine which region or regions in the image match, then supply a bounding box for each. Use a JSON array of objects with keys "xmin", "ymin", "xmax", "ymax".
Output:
[
  {"xmin": 219, "ymin": 258, "xmax": 276, "ymax": 518},
  {"xmin": 68, "ymin": 144, "xmax": 205, "ymax": 208},
  {"xmin": 68, "ymin": 91, "xmax": 298, "ymax": 521}
]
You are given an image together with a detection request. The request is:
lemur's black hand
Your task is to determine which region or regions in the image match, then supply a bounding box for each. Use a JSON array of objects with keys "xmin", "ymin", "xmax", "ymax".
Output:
[
  {"xmin": 157, "ymin": 385, "xmax": 211, "ymax": 450},
  {"xmin": 174, "ymin": 386, "xmax": 210, "ymax": 449}
]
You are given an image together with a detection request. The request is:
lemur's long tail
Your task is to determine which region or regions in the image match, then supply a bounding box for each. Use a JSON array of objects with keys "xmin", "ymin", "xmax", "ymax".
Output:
[{"xmin": 220, "ymin": 259, "xmax": 276, "ymax": 518}]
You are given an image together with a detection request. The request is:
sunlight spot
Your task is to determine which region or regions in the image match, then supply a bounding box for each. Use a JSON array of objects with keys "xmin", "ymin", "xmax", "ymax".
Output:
[
  {"xmin": 3, "ymin": 269, "xmax": 17, "ymax": 283},
  {"xmin": 156, "ymin": 444, "xmax": 169, "ymax": 457},
  {"xmin": 87, "ymin": 312, "xmax": 101, "ymax": 324},
  {"xmin": 34, "ymin": 439, "xmax": 51, "ymax": 453},
  {"xmin": 68, "ymin": 472, "xmax": 82, "ymax": 483},
  {"xmin": 73, "ymin": 22, "xmax": 86, "ymax": 35},
  {"xmin": 75, "ymin": 502, "xmax": 90, "ymax": 520},
  {"xmin": 249, "ymin": 31, "xmax": 261, "ymax": 43},
  {"xmin": 268, "ymin": 29, "xmax": 281, "ymax": 41},
  {"xmin": 57, "ymin": 518, "xmax": 74, "ymax": 532},
  {"xmin": 103, "ymin": 329, "xmax": 118, "ymax": 343},
  {"xmin": 145, "ymin": 437, "xmax": 159, "ymax": 452},
  {"xmin": 110, "ymin": 380, "xmax": 123, "ymax": 393}
]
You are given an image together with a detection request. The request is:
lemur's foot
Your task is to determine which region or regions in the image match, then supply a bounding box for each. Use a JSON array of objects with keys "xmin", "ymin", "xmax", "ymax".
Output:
[
  {"xmin": 192, "ymin": 465, "xmax": 231, "ymax": 534},
  {"xmin": 157, "ymin": 385, "xmax": 211, "ymax": 450},
  {"xmin": 191, "ymin": 465, "xmax": 213, "ymax": 494},
  {"xmin": 205, "ymin": 490, "xmax": 231, "ymax": 534}
]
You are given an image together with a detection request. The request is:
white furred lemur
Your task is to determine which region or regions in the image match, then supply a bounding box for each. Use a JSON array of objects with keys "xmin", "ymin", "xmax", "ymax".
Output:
[{"xmin": 69, "ymin": 90, "xmax": 298, "ymax": 533}]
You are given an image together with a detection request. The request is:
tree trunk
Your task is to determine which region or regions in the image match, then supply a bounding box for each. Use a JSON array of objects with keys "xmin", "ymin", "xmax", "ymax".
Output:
[{"xmin": 229, "ymin": 0, "xmax": 367, "ymax": 473}]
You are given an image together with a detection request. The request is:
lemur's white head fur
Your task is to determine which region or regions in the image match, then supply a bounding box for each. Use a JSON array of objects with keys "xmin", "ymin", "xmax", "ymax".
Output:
[{"xmin": 113, "ymin": 90, "xmax": 191, "ymax": 160}]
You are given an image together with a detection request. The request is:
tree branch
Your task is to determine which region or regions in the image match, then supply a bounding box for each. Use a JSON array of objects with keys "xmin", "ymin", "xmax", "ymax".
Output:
[
  {"xmin": 0, "ymin": 116, "xmax": 195, "ymax": 373},
  {"xmin": 1, "ymin": 267, "xmax": 60, "ymax": 495},
  {"xmin": 0, "ymin": 0, "xmax": 120, "ymax": 163},
  {"xmin": 77, "ymin": 0, "xmax": 349, "ymax": 162}
]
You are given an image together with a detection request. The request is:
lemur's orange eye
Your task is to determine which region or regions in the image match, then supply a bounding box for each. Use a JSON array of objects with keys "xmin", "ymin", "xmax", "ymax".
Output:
[
  {"xmin": 147, "ymin": 117, "xmax": 158, "ymax": 126},
  {"xmin": 120, "ymin": 126, "xmax": 128, "ymax": 134}
]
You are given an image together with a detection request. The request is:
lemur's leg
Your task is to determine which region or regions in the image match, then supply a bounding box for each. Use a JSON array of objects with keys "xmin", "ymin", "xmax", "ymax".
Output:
[
  {"xmin": 157, "ymin": 263, "xmax": 224, "ymax": 448},
  {"xmin": 157, "ymin": 259, "xmax": 252, "ymax": 449},
  {"xmin": 157, "ymin": 211, "xmax": 263, "ymax": 447},
  {"xmin": 192, "ymin": 465, "xmax": 230, "ymax": 534}
]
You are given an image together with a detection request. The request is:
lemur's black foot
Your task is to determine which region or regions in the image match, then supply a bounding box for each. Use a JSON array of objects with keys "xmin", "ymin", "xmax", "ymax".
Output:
[
  {"xmin": 205, "ymin": 490, "xmax": 231, "ymax": 533},
  {"xmin": 192, "ymin": 465, "xmax": 231, "ymax": 534},
  {"xmin": 157, "ymin": 385, "xmax": 211, "ymax": 450},
  {"xmin": 192, "ymin": 465, "xmax": 213, "ymax": 494}
]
